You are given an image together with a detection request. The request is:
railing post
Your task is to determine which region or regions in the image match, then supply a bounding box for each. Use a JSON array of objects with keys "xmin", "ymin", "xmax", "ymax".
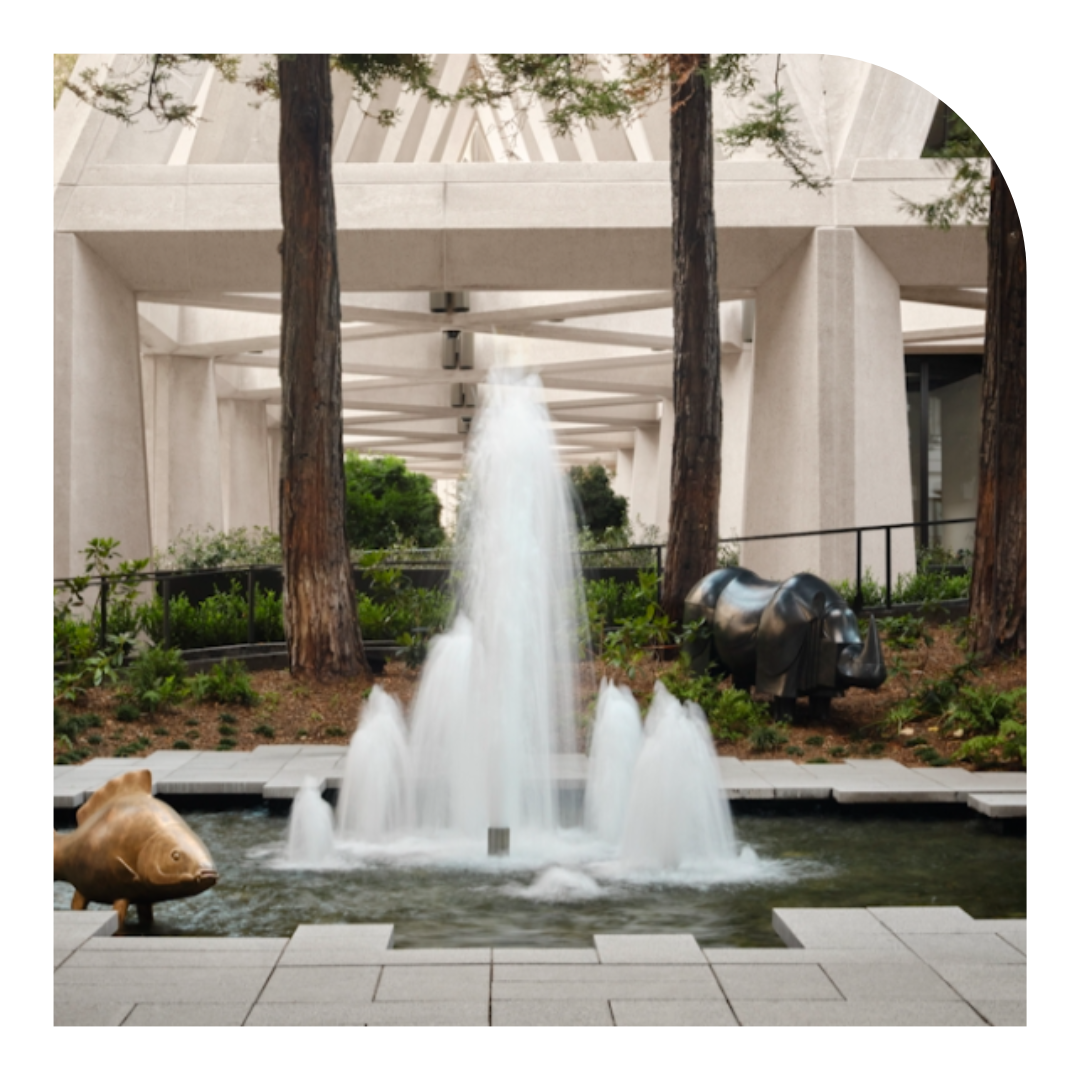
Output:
[
  {"xmin": 98, "ymin": 576, "xmax": 109, "ymax": 651},
  {"xmin": 855, "ymin": 531, "xmax": 863, "ymax": 611},
  {"xmin": 247, "ymin": 567, "xmax": 256, "ymax": 644},
  {"xmin": 655, "ymin": 545, "xmax": 662, "ymax": 606},
  {"xmin": 162, "ymin": 575, "xmax": 171, "ymax": 649},
  {"xmin": 885, "ymin": 527, "xmax": 893, "ymax": 609}
]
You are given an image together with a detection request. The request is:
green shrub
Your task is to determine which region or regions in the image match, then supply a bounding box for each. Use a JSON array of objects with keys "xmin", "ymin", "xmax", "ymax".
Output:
[
  {"xmin": 197, "ymin": 660, "xmax": 258, "ymax": 707},
  {"xmin": 217, "ymin": 738, "xmax": 237, "ymax": 750},
  {"xmin": 140, "ymin": 581, "xmax": 284, "ymax": 650},
  {"xmin": 805, "ymin": 735, "xmax": 825, "ymax": 747},
  {"xmin": 659, "ymin": 670, "xmax": 769, "ymax": 742},
  {"xmin": 156, "ymin": 525, "xmax": 282, "ymax": 571},
  {"xmin": 748, "ymin": 724, "xmax": 787, "ymax": 752},
  {"xmin": 953, "ymin": 719, "xmax": 1026, "ymax": 768},
  {"xmin": 829, "ymin": 745, "xmax": 847, "ymax": 758},
  {"xmin": 123, "ymin": 646, "xmax": 189, "ymax": 714},
  {"xmin": 786, "ymin": 745, "xmax": 804, "ymax": 757},
  {"xmin": 254, "ymin": 723, "xmax": 275, "ymax": 739},
  {"xmin": 115, "ymin": 703, "xmax": 141, "ymax": 723},
  {"xmin": 172, "ymin": 739, "xmax": 192, "ymax": 750},
  {"xmin": 880, "ymin": 614, "xmax": 934, "ymax": 650},
  {"xmin": 942, "ymin": 686, "xmax": 1026, "ymax": 736}
]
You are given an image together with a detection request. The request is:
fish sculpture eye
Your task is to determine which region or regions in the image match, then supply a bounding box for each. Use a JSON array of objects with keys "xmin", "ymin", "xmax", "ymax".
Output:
[{"xmin": 171, "ymin": 850, "xmax": 181, "ymax": 861}]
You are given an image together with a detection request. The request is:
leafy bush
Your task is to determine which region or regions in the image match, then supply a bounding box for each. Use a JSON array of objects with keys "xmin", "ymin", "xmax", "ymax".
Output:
[
  {"xmin": 139, "ymin": 581, "xmax": 284, "ymax": 650},
  {"xmin": 344, "ymin": 454, "xmax": 445, "ymax": 551},
  {"xmin": 197, "ymin": 660, "xmax": 259, "ymax": 707},
  {"xmin": 748, "ymin": 723, "xmax": 787, "ymax": 752},
  {"xmin": 953, "ymin": 719, "xmax": 1026, "ymax": 768},
  {"xmin": 122, "ymin": 646, "xmax": 189, "ymax": 714},
  {"xmin": 659, "ymin": 669, "xmax": 769, "ymax": 743},
  {"xmin": 568, "ymin": 463, "xmax": 628, "ymax": 537},
  {"xmin": 942, "ymin": 686, "xmax": 1026, "ymax": 736},
  {"xmin": 879, "ymin": 614, "xmax": 934, "ymax": 650},
  {"xmin": 155, "ymin": 525, "xmax": 282, "ymax": 571}
]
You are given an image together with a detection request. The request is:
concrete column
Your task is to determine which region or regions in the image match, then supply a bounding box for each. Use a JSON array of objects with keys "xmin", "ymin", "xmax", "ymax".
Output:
[
  {"xmin": 938, "ymin": 374, "xmax": 981, "ymax": 557},
  {"xmin": 218, "ymin": 399, "xmax": 274, "ymax": 532},
  {"xmin": 628, "ymin": 424, "xmax": 660, "ymax": 536},
  {"xmin": 54, "ymin": 234, "xmax": 151, "ymax": 578},
  {"xmin": 741, "ymin": 227, "xmax": 916, "ymax": 587},
  {"xmin": 612, "ymin": 448, "xmax": 634, "ymax": 503},
  {"xmin": 145, "ymin": 355, "xmax": 224, "ymax": 551},
  {"xmin": 267, "ymin": 425, "xmax": 282, "ymax": 534},
  {"xmin": 655, "ymin": 402, "xmax": 675, "ymax": 541}
]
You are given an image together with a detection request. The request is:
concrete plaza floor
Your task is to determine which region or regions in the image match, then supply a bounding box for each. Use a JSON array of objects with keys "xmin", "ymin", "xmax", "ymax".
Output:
[
  {"xmin": 54, "ymin": 752, "xmax": 1026, "ymax": 1026},
  {"xmin": 54, "ymin": 906, "xmax": 1025, "ymax": 1026}
]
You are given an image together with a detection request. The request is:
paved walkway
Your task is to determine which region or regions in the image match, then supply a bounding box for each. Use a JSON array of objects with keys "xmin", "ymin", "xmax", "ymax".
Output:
[
  {"xmin": 54, "ymin": 906, "xmax": 1025, "ymax": 1026},
  {"xmin": 54, "ymin": 748, "xmax": 1028, "ymax": 816}
]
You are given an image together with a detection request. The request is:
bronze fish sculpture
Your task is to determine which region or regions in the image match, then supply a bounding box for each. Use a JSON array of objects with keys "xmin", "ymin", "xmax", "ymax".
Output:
[{"xmin": 54, "ymin": 769, "xmax": 218, "ymax": 928}]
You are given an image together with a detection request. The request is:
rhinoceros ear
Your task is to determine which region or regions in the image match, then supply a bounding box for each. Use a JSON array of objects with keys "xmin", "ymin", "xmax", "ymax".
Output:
[{"xmin": 76, "ymin": 769, "xmax": 153, "ymax": 825}]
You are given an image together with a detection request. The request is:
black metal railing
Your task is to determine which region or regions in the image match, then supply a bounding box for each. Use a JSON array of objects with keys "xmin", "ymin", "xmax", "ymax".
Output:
[{"xmin": 54, "ymin": 519, "xmax": 971, "ymax": 652}]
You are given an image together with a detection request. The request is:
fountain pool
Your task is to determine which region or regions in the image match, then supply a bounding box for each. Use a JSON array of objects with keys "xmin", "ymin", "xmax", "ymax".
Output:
[{"xmin": 53, "ymin": 804, "xmax": 1025, "ymax": 945}]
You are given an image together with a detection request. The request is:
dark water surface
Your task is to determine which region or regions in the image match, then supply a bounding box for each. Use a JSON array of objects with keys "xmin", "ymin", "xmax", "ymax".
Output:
[{"xmin": 55, "ymin": 805, "xmax": 1025, "ymax": 948}]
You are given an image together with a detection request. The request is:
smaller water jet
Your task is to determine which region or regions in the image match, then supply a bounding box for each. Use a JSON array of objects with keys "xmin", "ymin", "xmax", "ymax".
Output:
[
  {"xmin": 616, "ymin": 683, "xmax": 739, "ymax": 873},
  {"xmin": 584, "ymin": 679, "xmax": 644, "ymax": 845},
  {"xmin": 336, "ymin": 687, "xmax": 411, "ymax": 843},
  {"xmin": 285, "ymin": 777, "xmax": 336, "ymax": 866}
]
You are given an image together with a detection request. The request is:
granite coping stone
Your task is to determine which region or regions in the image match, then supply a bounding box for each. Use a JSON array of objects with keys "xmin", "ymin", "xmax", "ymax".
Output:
[
  {"xmin": 288, "ymin": 923, "xmax": 394, "ymax": 949},
  {"xmin": 867, "ymin": 905, "xmax": 978, "ymax": 933},
  {"xmin": 705, "ymin": 947, "xmax": 921, "ymax": 965},
  {"xmin": 594, "ymin": 933, "xmax": 707, "ymax": 964},
  {"xmin": 278, "ymin": 947, "xmax": 490, "ymax": 967},
  {"xmin": 968, "ymin": 792, "xmax": 1027, "ymax": 817},
  {"xmin": 55, "ymin": 972, "xmax": 270, "ymax": 1004},
  {"xmin": 911, "ymin": 768, "xmax": 1027, "ymax": 792},
  {"xmin": 78, "ymin": 934, "xmax": 288, "ymax": 951},
  {"xmin": 53, "ymin": 909, "xmax": 119, "ymax": 951},
  {"xmin": 62, "ymin": 948, "xmax": 286, "ymax": 968},
  {"xmin": 772, "ymin": 907, "xmax": 903, "ymax": 949}
]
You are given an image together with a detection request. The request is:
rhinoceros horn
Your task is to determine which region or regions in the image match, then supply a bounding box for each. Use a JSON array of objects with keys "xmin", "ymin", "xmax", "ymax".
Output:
[{"xmin": 838, "ymin": 615, "xmax": 886, "ymax": 689}]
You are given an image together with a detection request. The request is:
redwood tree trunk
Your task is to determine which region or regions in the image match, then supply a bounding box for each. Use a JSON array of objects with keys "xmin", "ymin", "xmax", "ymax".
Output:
[
  {"xmin": 278, "ymin": 55, "xmax": 365, "ymax": 678},
  {"xmin": 661, "ymin": 56, "xmax": 721, "ymax": 623},
  {"xmin": 969, "ymin": 159, "xmax": 1026, "ymax": 659}
]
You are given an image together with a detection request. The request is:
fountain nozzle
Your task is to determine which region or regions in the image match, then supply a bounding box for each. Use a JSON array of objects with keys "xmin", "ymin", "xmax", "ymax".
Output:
[{"xmin": 488, "ymin": 827, "xmax": 510, "ymax": 856}]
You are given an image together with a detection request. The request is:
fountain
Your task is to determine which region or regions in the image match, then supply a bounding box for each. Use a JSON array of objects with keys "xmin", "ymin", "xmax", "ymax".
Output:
[{"xmin": 290, "ymin": 367, "xmax": 754, "ymax": 880}]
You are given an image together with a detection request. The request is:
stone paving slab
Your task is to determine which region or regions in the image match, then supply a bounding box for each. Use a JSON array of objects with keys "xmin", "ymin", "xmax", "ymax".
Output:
[
  {"xmin": 968, "ymin": 792, "xmax": 1027, "ymax": 817},
  {"xmin": 925, "ymin": 962, "xmax": 1027, "ymax": 1001},
  {"xmin": 969, "ymin": 1000, "xmax": 1026, "ymax": 1026},
  {"xmin": 54, "ymin": 969, "xmax": 270, "ymax": 1004},
  {"xmin": 897, "ymin": 932, "xmax": 1026, "ymax": 965},
  {"xmin": 594, "ymin": 934, "xmax": 707, "ymax": 964},
  {"xmin": 257, "ymin": 965, "xmax": 380, "ymax": 1003},
  {"xmin": 263, "ymin": 774, "xmax": 329, "ymax": 800},
  {"xmin": 911, "ymin": 768, "xmax": 1027, "ymax": 793},
  {"xmin": 610, "ymin": 999, "xmax": 738, "ymax": 1026},
  {"xmin": 713, "ymin": 963, "xmax": 842, "ymax": 1001},
  {"xmin": 492, "ymin": 1000, "xmax": 613, "ymax": 1025},
  {"xmin": 731, "ymin": 1000, "xmax": 987, "ymax": 1026},
  {"xmin": 123, "ymin": 1002, "xmax": 252, "ymax": 1026},
  {"xmin": 54, "ymin": 1000, "xmax": 135, "ymax": 1026},
  {"xmin": 704, "ymin": 948, "xmax": 921, "ymax": 965},
  {"xmin": 493, "ymin": 964, "xmax": 717, "ymax": 984},
  {"xmin": 991, "ymin": 925, "xmax": 1026, "ymax": 955},
  {"xmin": 78, "ymin": 935, "xmax": 288, "ymax": 951},
  {"xmin": 492, "ymin": 980, "xmax": 723, "ymax": 1001},
  {"xmin": 492, "ymin": 948, "xmax": 598, "ymax": 964},
  {"xmin": 278, "ymin": 947, "xmax": 491, "ymax": 967},
  {"xmin": 772, "ymin": 908, "xmax": 907, "ymax": 950},
  {"xmin": 375, "ymin": 965, "xmax": 491, "ymax": 1001},
  {"xmin": 62, "ymin": 947, "xmax": 286, "ymax": 968},
  {"xmin": 288, "ymin": 923, "xmax": 394, "ymax": 949},
  {"xmin": 867, "ymin": 905, "xmax": 978, "ymax": 933},
  {"xmin": 246, "ymin": 1001, "xmax": 489, "ymax": 1025},
  {"xmin": 819, "ymin": 961, "xmax": 961, "ymax": 1001},
  {"xmin": 53, "ymin": 909, "xmax": 119, "ymax": 952}
]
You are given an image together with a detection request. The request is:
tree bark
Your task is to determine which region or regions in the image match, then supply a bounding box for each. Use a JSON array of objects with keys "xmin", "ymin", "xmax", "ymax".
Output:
[
  {"xmin": 278, "ymin": 55, "xmax": 366, "ymax": 678},
  {"xmin": 969, "ymin": 158, "xmax": 1026, "ymax": 659},
  {"xmin": 661, "ymin": 56, "xmax": 721, "ymax": 623}
]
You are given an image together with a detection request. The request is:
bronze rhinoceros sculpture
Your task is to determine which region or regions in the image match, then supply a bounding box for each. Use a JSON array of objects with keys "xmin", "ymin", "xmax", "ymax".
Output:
[{"xmin": 684, "ymin": 568, "xmax": 886, "ymax": 718}]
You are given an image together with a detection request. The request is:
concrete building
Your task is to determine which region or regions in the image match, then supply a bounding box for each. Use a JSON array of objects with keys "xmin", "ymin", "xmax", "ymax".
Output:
[{"xmin": 54, "ymin": 54, "xmax": 987, "ymax": 585}]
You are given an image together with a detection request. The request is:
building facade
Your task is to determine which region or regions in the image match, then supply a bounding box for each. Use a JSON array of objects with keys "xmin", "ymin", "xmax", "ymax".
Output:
[{"xmin": 54, "ymin": 54, "xmax": 987, "ymax": 586}]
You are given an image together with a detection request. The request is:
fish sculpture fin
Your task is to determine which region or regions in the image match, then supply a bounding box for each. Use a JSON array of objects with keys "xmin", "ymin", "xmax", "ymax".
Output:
[
  {"xmin": 71, "ymin": 890, "xmax": 88, "ymax": 911},
  {"xmin": 116, "ymin": 855, "xmax": 140, "ymax": 882},
  {"xmin": 113, "ymin": 898, "xmax": 129, "ymax": 927},
  {"xmin": 76, "ymin": 769, "xmax": 153, "ymax": 826}
]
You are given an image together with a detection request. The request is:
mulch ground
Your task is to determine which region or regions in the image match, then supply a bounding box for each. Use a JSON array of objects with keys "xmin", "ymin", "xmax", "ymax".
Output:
[{"xmin": 55, "ymin": 623, "xmax": 1025, "ymax": 771}]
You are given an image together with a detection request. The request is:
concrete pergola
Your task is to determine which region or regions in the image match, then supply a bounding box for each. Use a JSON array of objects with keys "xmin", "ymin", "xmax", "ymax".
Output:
[{"xmin": 54, "ymin": 54, "xmax": 987, "ymax": 584}]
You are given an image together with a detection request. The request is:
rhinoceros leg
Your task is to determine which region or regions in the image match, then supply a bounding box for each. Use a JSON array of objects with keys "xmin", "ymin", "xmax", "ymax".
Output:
[
  {"xmin": 136, "ymin": 903, "xmax": 154, "ymax": 928},
  {"xmin": 809, "ymin": 695, "xmax": 832, "ymax": 721},
  {"xmin": 771, "ymin": 697, "xmax": 796, "ymax": 723},
  {"xmin": 112, "ymin": 898, "xmax": 129, "ymax": 928},
  {"xmin": 71, "ymin": 890, "xmax": 88, "ymax": 911}
]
